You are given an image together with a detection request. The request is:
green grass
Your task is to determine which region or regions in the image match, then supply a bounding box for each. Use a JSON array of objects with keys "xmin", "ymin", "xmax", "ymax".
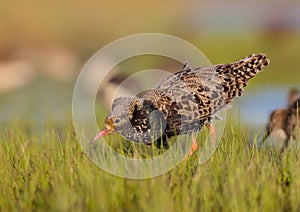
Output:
[
  {"xmin": 1, "ymin": 33, "xmax": 300, "ymax": 210},
  {"xmin": 1, "ymin": 123, "xmax": 300, "ymax": 211}
]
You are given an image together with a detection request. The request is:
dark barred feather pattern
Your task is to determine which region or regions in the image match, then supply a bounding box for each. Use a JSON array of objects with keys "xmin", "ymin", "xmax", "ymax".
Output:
[
  {"xmin": 215, "ymin": 53, "xmax": 270, "ymax": 103},
  {"xmin": 107, "ymin": 54, "xmax": 270, "ymax": 145}
]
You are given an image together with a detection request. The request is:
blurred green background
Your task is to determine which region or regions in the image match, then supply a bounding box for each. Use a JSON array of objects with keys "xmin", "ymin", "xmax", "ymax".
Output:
[
  {"xmin": 1, "ymin": 2, "xmax": 300, "ymax": 211},
  {"xmin": 0, "ymin": 0, "xmax": 299, "ymax": 128}
]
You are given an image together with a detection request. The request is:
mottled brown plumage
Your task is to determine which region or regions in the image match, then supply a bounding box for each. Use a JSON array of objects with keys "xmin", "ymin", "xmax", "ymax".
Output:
[
  {"xmin": 264, "ymin": 88, "xmax": 300, "ymax": 147},
  {"xmin": 263, "ymin": 108, "xmax": 288, "ymax": 149},
  {"xmin": 91, "ymin": 54, "xmax": 270, "ymax": 150},
  {"xmin": 285, "ymin": 98, "xmax": 300, "ymax": 142},
  {"xmin": 266, "ymin": 108, "xmax": 287, "ymax": 135},
  {"xmin": 288, "ymin": 88, "xmax": 299, "ymax": 107}
]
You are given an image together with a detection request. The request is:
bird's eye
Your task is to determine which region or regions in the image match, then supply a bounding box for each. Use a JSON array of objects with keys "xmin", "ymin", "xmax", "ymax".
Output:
[{"xmin": 114, "ymin": 118, "xmax": 121, "ymax": 124}]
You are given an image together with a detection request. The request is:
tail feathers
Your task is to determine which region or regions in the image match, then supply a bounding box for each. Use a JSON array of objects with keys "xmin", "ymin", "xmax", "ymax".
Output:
[
  {"xmin": 215, "ymin": 53, "xmax": 270, "ymax": 103},
  {"xmin": 215, "ymin": 53, "xmax": 270, "ymax": 81}
]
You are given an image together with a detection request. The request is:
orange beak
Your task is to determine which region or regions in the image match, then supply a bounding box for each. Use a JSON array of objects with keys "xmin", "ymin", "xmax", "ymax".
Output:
[
  {"xmin": 89, "ymin": 128, "xmax": 110, "ymax": 144},
  {"xmin": 89, "ymin": 118, "xmax": 115, "ymax": 144}
]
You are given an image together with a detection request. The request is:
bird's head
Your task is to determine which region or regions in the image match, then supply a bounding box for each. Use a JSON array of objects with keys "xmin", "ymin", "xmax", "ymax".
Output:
[{"xmin": 90, "ymin": 97, "xmax": 141, "ymax": 144}]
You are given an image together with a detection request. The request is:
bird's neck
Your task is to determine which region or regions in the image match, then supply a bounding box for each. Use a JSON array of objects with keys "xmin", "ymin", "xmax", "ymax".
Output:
[{"xmin": 117, "ymin": 115, "xmax": 166, "ymax": 145}]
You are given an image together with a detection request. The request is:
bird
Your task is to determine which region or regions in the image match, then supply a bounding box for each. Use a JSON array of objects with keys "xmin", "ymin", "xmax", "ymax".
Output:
[
  {"xmin": 288, "ymin": 87, "xmax": 299, "ymax": 107},
  {"xmin": 263, "ymin": 88, "xmax": 299, "ymax": 148},
  {"xmin": 265, "ymin": 108, "xmax": 288, "ymax": 138},
  {"xmin": 91, "ymin": 53, "xmax": 270, "ymax": 156},
  {"xmin": 262, "ymin": 108, "xmax": 288, "ymax": 150},
  {"xmin": 285, "ymin": 98, "xmax": 300, "ymax": 143}
]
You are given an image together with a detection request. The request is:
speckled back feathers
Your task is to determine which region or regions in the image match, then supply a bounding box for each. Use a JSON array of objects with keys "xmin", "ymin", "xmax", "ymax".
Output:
[{"xmin": 109, "ymin": 53, "xmax": 270, "ymax": 143}]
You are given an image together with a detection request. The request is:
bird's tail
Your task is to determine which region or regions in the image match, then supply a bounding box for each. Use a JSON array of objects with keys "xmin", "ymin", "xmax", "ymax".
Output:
[{"xmin": 214, "ymin": 53, "xmax": 270, "ymax": 103}]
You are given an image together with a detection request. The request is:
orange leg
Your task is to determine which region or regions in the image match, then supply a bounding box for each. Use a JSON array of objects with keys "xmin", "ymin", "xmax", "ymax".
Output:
[
  {"xmin": 185, "ymin": 124, "xmax": 216, "ymax": 160},
  {"xmin": 206, "ymin": 123, "xmax": 216, "ymax": 147},
  {"xmin": 188, "ymin": 133, "xmax": 198, "ymax": 157}
]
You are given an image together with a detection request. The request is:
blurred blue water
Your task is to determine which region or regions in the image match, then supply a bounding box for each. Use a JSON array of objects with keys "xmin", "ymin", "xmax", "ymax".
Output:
[
  {"xmin": 236, "ymin": 85, "xmax": 299, "ymax": 128},
  {"xmin": 0, "ymin": 82, "xmax": 298, "ymax": 133}
]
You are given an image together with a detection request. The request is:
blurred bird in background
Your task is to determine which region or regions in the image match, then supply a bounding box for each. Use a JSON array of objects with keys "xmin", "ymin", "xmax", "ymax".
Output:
[{"xmin": 263, "ymin": 87, "xmax": 300, "ymax": 150}]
